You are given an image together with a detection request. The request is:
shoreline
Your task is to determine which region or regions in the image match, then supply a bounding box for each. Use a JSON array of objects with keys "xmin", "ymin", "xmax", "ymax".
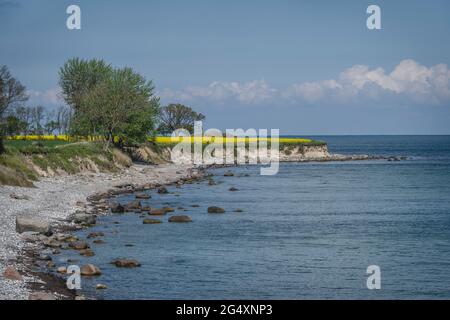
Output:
[
  {"xmin": 0, "ymin": 162, "xmax": 205, "ymax": 300},
  {"xmin": 0, "ymin": 153, "xmax": 401, "ymax": 300}
]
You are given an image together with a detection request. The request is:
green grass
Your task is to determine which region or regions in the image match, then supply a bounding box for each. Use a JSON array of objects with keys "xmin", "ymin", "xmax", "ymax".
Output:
[
  {"xmin": 4, "ymin": 139, "xmax": 70, "ymax": 149},
  {"xmin": 1, "ymin": 140, "xmax": 124, "ymax": 186}
]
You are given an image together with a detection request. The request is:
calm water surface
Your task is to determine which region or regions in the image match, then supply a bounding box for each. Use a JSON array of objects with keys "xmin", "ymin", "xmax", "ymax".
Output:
[{"xmin": 55, "ymin": 136, "xmax": 450, "ymax": 299}]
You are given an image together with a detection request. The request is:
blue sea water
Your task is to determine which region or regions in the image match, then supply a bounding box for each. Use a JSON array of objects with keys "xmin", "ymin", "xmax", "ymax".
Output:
[{"xmin": 56, "ymin": 136, "xmax": 450, "ymax": 299}]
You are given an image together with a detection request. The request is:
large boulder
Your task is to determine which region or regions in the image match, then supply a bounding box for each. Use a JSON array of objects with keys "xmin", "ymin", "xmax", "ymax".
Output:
[
  {"xmin": 80, "ymin": 264, "xmax": 102, "ymax": 276},
  {"xmin": 168, "ymin": 215, "xmax": 192, "ymax": 223},
  {"xmin": 16, "ymin": 215, "xmax": 52, "ymax": 236}
]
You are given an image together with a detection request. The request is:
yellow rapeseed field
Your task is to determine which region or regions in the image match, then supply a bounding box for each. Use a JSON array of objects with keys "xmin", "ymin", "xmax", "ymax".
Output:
[{"xmin": 7, "ymin": 135, "xmax": 315, "ymax": 145}]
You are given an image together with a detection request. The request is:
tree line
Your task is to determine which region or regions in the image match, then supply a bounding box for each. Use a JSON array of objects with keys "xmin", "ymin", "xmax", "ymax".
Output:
[{"xmin": 0, "ymin": 59, "xmax": 205, "ymax": 154}]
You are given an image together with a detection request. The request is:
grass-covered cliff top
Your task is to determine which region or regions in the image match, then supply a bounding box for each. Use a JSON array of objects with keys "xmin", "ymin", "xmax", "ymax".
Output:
[
  {"xmin": 0, "ymin": 140, "xmax": 131, "ymax": 187},
  {"xmin": 0, "ymin": 136, "xmax": 327, "ymax": 186}
]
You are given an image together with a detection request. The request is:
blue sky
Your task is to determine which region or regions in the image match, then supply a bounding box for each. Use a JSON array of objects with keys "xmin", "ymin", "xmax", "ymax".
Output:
[{"xmin": 1, "ymin": 0, "xmax": 450, "ymax": 134}]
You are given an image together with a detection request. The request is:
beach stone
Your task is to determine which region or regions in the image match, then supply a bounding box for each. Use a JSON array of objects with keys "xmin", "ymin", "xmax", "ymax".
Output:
[
  {"xmin": 87, "ymin": 232, "xmax": 104, "ymax": 239},
  {"xmin": 75, "ymin": 201, "xmax": 86, "ymax": 208},
  {"xmin": 149, "ymin": 208, "xmax": 167, "ymax": 216},
  {"xmin": 143, "ymin": 218, "xmax": 162, "ymax": 224},
  {"xmin": 207, "ymin": 206, "xmax": 226, "ymax": 214},
  {"xmin": 163, "ymin": 207, "xmax": 175, "ymax": 213},
  {"xmin": 3, "ymin": 266, "xmax": 23, "ymax": 281},
  {"xmin": 234, "ymin": 209, "xmax": 244, "ymax": 213},
  {"xmin": 38, "ymin": 254, "xmax": 52, "ymax": 261},
  {"xmin": 157, "ymin": 186, "xmax": 168, "ymax": 194},
  {"xmin": 96, "ymin": 284, "xmax": 108, "ymax": 290},
  {"xmin": 80, "ymin": 249, "xmax": 95, "ymax": 257},
  {"xmin": 224, "ymin": 171, "xmax": 234, "ymax": 177},
  {"xmin": 124, "ymin": 200, "xmax": 142, "ymax": 211},
  {"xmin": 43, "ymin": 239, "xmax": 63, "ymax": 248},
  {"xmin": 57, "ymin": 266, "xmax": 67, "ymax": 274},
  {"xmin": 69, "ymin": 241, "xmax": 90, "ymax": 250},
  {"xmin": 20, "ymin": 231, "xmax": 41, "ymax": 243},
  {"xmin": 110, "ymin": 201, "xmax": 125, "ymax": 213},
  {"xmin": 229, "ymin": 187, "xmax": 239, "ymax": 192},
  {"xmin": 191, "ymin": 204, "xmax": 200, "ymax": 208},
  {"xmin": 93, "ymin": 239, "xmax": 105, "ymax": 244},
  {"xmin": 10, "ymin": 193, "xmax": 30, "ymax": 200},
  {"xmin": 28, "ymin": 292, "xmax": 56, "ymax": 300},
  {"xmin": 80, "ymin": 264, "xmax": 102, "ymax": 276},
  {"xmin": 46, "ymin": 261, "xmax": 55, "ymax": 268},
  {"xmin": 69, "ymin": 213, "xmax": 96, "ymax": 225},
  {"xmin": 16, "ymin": 215, "xmax": 52, "ymax": 236},
  {"xmin": 168, "ymin": 215, "xmax": 192, "ymax": 223},
  {"xmin": 112, "ymin": 259, "xmax": 141, "ymax": 268},
  {"xmin": 208, "ymin": 179, "xmax": 216, "ymax": 186},
  {"xmin": 135, "ymin": 193, "xmax": 151, "ymax": 199}
]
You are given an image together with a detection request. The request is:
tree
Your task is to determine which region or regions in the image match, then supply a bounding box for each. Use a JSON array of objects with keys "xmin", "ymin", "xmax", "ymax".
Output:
[
  {"xmin": 59, "ymin": 58, "xmax": 112, "ymax": 112},
  {"xmin": 59, "ymin": 58, "xmax": 160, "ymax": 147},
  {"xmin": 4, "ymin": 115, "xmax": 28, "ymax": 136},
  {"xmin": 158, "ymin": 104, "xmax": 205, "ymax": 134},
  {"xmin": 0, "ymin": 65, "xmax": 28, "ymax": 153},
  {"xmin": 55, "ymin": 105, "xmax": 72, "ymax": 134},
  {"xmin": 77, "ymin": 66, "xmax": 159, "ymax": 146},
  {"xmin": 30, "ymin": 105, "xmax": 45, "ymax": 134}
]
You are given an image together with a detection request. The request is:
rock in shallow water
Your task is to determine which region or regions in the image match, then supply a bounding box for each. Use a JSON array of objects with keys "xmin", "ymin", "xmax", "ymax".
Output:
[
  {"xmin": 157, "ymin": 186, "xmax": 168, "ymax": 194},
  {"xmin": 110, "ymin": 201, "xmax": 125, "ymax": 213},
  {"xmin": 149, "ymin": 208, "xmax": 167, "ymax": 216},
  {"xmin": 207, "ymin": 206, "xmax": 226, "ymax": 214},
  {"xmin": 69, "ymin": 241, "xmax": 90, "ymax": 250},
  {"xmin": 96, "ymin": 284, "xmax": 108, "ymax": 290},
  {"xmin": 135, "ymin": 193, "xmax": 151, "ymax": 199},
  {"xmin": 143, "ymin": 218, "xmax": 162, "ymax": 224},
  {"xmin": 168, "ymin": 215, "xmax": 193, "ymax": 223},
  {"xmin": 80, "ymin": 264, "xmax": 102, "ymax": 276},
  {"xmin": 111, "ymin": 259, "xmax": 141, "ymax": 268}
]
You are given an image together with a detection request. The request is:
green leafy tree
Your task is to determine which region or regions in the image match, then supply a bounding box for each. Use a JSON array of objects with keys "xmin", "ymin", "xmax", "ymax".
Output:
[
  {"xmin": 59, "ymin": 58, "xmax": 112, "ymax": 135},
  {"xmin": 4, "ymin": 115, "xmax": 28, "ymax": 136},
  {"xmin": 0, "ymin": 65, "xmax": 28, "ymax": 153},
  {"xmin": 59, "ymin": 58, "xmax": 160, "ymax": 147},
  {"xmin": 158, "ymin": 103, "xmax": 205, "ymax": 134}
]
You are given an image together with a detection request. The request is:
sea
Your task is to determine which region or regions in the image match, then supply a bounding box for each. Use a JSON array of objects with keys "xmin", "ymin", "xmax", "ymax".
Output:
[{"xmin": 54, "ymin": 135, "xmax": 450, "ymax": 299}]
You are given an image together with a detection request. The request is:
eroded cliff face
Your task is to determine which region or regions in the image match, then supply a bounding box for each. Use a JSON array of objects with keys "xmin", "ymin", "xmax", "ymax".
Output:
[
  {"xmin": 279, "ymin": 144, "xmax": 330, "ymax": 162},
  {"xmin": 168, "ymin": 143, "xmax": 330, "ymax": 164}
]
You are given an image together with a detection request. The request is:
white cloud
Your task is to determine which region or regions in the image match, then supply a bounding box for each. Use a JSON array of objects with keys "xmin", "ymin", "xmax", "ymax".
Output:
[
  {"xmin": 285, "ymin": 59, "xmax": 450, "ymax": 104},
  {"xmin": 159, "ymin": 60, "xmax": 450, "ymax": 106},
  {"xmin": 28, "ymin": 87, "xmax": 63, "ymax": 105},
  {"xmin": 158, "ymin": 80, "xmax": 277, "ymax": 105}
]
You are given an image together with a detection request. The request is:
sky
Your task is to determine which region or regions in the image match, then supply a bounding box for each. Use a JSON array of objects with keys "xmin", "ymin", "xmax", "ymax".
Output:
[{"xmin": 1, "ymin": 0, "xmax": 450, "ymax": 134}]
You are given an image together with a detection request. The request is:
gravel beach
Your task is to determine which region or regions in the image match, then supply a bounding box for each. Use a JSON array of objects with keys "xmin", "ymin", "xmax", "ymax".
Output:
[{"xmin": 0, "ymin": 163, "xmax": 196, "ymax": 300}]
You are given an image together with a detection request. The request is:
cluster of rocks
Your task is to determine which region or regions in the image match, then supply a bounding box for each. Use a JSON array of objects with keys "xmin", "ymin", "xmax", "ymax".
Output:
[{"xmin": 11, "ymin": 166, "xmax": 215, "ymax": 300}]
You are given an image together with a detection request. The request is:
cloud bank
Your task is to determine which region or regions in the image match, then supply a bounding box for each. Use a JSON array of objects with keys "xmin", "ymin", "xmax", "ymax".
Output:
[{"xmin": 159, "ymin": 60, "xmax": 450, "ymax": 106}]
